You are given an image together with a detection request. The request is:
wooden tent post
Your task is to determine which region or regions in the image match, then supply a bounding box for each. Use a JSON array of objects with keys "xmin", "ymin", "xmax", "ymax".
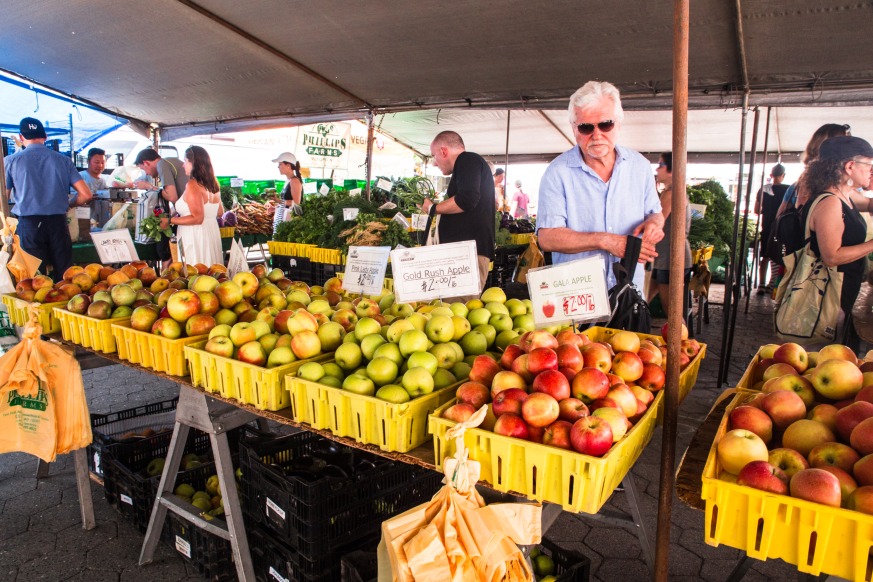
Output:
[
  {"xmin": 365, "ymin": 112, "xmax": 375, "ymax": 200},
  {"xmin": 746, "ymin": 106, "xmax": 771, "ymax": 313}
]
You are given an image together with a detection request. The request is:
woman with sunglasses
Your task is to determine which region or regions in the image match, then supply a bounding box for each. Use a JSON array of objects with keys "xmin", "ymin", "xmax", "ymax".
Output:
[
  {"xmin": 777, "ymin": 123, "xmax": 851, "ymax": 217},
  {"xmin": 799, "ymin": 136, "xmax": 873, "ymax": 349},
  {"xmin": 649, "ymin": 153, "xmax": 691, "ymax": 318}
]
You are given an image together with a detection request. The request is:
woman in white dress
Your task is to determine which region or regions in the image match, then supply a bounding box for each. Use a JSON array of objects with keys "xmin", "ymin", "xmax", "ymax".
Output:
[{"xmin": 170, "ymin": 146, "xmax": 224, "ymax": 267}]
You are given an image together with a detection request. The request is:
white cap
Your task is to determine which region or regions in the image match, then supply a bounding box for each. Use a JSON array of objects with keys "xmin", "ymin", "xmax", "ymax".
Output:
[{"xmin": 272, "ymin": 152, "xmax": 298, "ymax": 164}]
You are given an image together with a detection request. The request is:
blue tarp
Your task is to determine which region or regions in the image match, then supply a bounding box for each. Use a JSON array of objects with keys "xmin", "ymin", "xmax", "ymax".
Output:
[{"xmin": 0, "ymin": 70, "xmax": 128, "ymax": 154}]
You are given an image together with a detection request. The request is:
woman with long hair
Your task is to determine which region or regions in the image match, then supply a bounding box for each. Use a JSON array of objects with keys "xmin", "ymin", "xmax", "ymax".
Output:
[
  {"xmin": 801, "ymin": 136, "xmax": 873, "ymax": 348},
  {"xmin": 778, "ymin": 123, "xmax": 851, "ymax": 216},
  {"xmin": 170, "ymin": 145, "xmax": 224, "ymax": 266}
]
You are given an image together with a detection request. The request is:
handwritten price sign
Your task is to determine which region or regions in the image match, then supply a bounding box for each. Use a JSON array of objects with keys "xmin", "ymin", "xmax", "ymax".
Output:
[
  {"xmin": 90, "ymin": 229, "xmax": 139, "ymax": 264},
  {"xmin": 526, "ymin": 256, "xmax": 610, "ymax": 327},
  {"xmin": 342, "ymin": 246, "xmax": 390, "ymax": 295},
  {"xmin": 390, "ymin": 241, "xmax": 480, "ymax": 303}
]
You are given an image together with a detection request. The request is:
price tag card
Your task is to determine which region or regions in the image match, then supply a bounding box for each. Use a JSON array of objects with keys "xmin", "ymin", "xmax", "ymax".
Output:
[
  {"xmin": 319, "ymin": 183, "xmax": 330, "ymax": 195},
  {"xmin": 376, "ymin": 178, "xmax": 393, "ymax": 192},
  {"xmin": 90, "ymin": 229, "xmax": 139, "ymax": 264},
  {"xmin": 303, "ymin": 182, "xmax": 318, "ymax": 195},
  {"xmin": 342, "ymin": 246, "xmax": 390, "ymax": 295},
  {"xmin": 75, "ymin": 206, "xmax": 91, "ymax": 219},
  {"xmin": 227, "ymin": 238, "xmax": 248, "ymax": 278},
  {"xmin": 349, "ymin": 188, "xmax": 362, "ymax": 197},
  {"xmin": 390, "ymin": 241, "xmax": 480, "ymax": 303},
  {"xmin": 378, "ymin": 201, "xmax": 397, "ymax": 210},
  {"xmin": 342, "ymin": 208, "xmax": 360, "ymax": 221},
  {"xmin": 392, "ymin": 213, "xmax": 410, "ymax": 228},
  {"xmin": 410, "ymin": 214, "xmax": 429, "ymax": 231},
  {"xmin": 230, "ymin": 178, "xmax": 244, "ymax": 188},
  {"xmin": 526, "ymin": 256, "xmax": 610, "ymax": 327}
]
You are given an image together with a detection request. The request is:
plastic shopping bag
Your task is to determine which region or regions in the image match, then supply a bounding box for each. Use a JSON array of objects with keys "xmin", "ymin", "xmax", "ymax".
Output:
[{"xmin": 513, "ymin": 236, "xmax": 544, "ymax": 284}]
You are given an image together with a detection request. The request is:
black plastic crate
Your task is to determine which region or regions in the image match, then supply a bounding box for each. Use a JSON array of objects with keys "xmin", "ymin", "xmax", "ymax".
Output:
[
  {"xmin": 88, "ymin": 398, "xmax": 178, "ymax": 477},
  {"xmin": 312, "ymin": 262, "xmax": 343, "ymax": 286},
  {"xmin": 539, "ymin": 537, "xmax": 591, "ymax": 582},
  {"xmin": 240, "ymin": 431, "xmax": 442, "ymax": 557},
  {"xmin": 341, "ymin": 550, "xmax": 376, "ymax": 582},
  {"xmin": 167, "ymin": 514, "xmax": 234, "ymax": 582},
  {"xmin": 272, "ymin": 255, "xmax": 316, "ymax": 286}
]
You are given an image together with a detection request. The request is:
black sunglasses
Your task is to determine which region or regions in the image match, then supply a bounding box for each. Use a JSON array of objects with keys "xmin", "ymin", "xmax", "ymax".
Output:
[{"xmin": 577, "ymin": 120, "xmax": 615, "ymax": 135}]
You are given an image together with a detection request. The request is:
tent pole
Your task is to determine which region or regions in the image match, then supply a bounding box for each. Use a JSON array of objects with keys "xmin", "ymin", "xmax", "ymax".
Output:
[
  {"xmin": 365, "ymin": 112, "xmax": 375, "ymax": 200},
  {"xmin": 0, "ymin": 145, "xmax": 9, "ymax": 231},
  {"xmin": 654, "ymin": 0, "xmax": 688, "ymax": 580},
  {"xmin": 745, "ymin": 106, "xmax": 771, "ymax": 313},
  {"xmin": 726, "ymin": 108, "xmax": 760, "ymax": 368},
  {"xmin": 503, "ymin": 110, "xmax": 511, "ymax": 208},
  {"xmin": 717, "ymin": 93, "xmax": 750, "ymax": 387}
]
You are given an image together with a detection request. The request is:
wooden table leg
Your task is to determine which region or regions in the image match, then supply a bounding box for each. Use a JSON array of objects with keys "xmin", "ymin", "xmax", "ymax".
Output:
[
  {"xmin": 622, "ymin": 474, "xmax": 654, "ymax": 574},
  {"xmin": 74, "ymin": 448, "xmax": 95, "ymax": 530}
]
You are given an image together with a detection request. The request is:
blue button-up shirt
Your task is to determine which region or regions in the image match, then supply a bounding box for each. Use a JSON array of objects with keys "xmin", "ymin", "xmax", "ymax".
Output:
[
  {"xmin": 5, "ymin": 143, "xmax": 84, "ymax": 216},
  {"xmin": 537, "ymin": 144, "xmax": 661, "ymax": 288}
]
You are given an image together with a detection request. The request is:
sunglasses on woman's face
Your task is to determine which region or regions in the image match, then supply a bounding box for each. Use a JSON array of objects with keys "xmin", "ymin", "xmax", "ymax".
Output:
[{"xmin": 577, "ymin": 120, "xmax": 615, "ymax": 135}]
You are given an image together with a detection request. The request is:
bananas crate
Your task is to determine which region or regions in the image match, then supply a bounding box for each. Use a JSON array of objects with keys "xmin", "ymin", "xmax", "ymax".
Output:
[
  {"xmin": 2, "ymin": 293, "xmax": 65, "ymax": 332},
  {"xmin": 184, "ymin": 341, "xmax": 332, "ymax": 411},
  {"xmin": 267, "ymin": 241, "xmax": 316, "ymax": 258},
  {"xmin": 702, "ymin": 390, "xmax": 873, "ymax": 580},
  {"xmin": 111, "ymin": 321, "xmax": 206, "ymax": 376},
  {"xmin": 582, "ymin": 326, "xmax": 706, "ymax": 406},
  {"xmin": 53, "ymin": 308, "xmax": 130, "ymax": 353},
  {"xmin": 429, "ymin": 391, "xmax": 662, "ymax": 514},
  {"xmin": 219, "ymin": 226, "xmax": 236, "ymax": 238},
  {"xmin": 286, "ymin": 373, "xmax": 461, "ymax": 453}
]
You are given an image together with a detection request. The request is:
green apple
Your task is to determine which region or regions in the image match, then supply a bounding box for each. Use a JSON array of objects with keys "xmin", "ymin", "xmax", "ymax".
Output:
[
  {"xmin": 433, "ymin": 368, "xmax": 457, "ymax": 389},
  {"xmin": 343, "ymin": 374, "xmax": 375, "ymax": 396},
  {"xmin": 321, "ymin": 362, "xmax": 345, "ymax": 380},
  {"xmin": 425, "ymin": 315, "xmax": 455, "ymax": 343},
  {"xmin": 258, "ymin": 333, "xmax": 280, "ymax": 354},
  {"xmin": 250, "ymin": 320, "xmax": 272, "ymax": 339},
  {"xmin": 377, "ymin": 293, "xmax": 395, "ymax": 313},
  {"xmin": 360, "ymin": 334, "xmax": 387, "ymax": 360},
  {"xmin": 375, "ymin": 384, "xmax": 410, "ymax": 404},
  {"xmin": 320, "ymin": 375, "xmax": 342, "ymax": 388},
  {"xmin": 209, "ymin": 324, "xmax": 232, "ymax": 339},
  {"xmin": 286, "ymin": 290, "xmax": 311, "ymax": 306},
  {"xmin": 451, "ymin": 316, "xmax": 472, "ymax": 341},
  {"xmin": 463, "ymin": 354, "xmax": 478, "ymax": 366},
  {"xmin": 366, "ymin": 357, "xmax": 399, "ymax": 386},
  {"xmin": 316, "ymin": 321, "xmax": 346, "ymax": 351},
  {"xmin": 504, "ymin": 298, "xmax": 527, "ymax": 318},
  {"xmin": 406, "ymin": 351, "xmax": 439, "ymax": 376},
  {"xmin": 467, "ymin": 307, "xmax": 491, "ymax": 327},
  {"xmin": 429, "ymin": 343, "xmax": 458, "ymax": 369},
  {"xmin": 399, "ymin": 329, "xmax": 430, "ymax": 358},
  {"xmin": 522, "ymin": 299, "xmax": 533, "ymax": 312},
  {"xmin": 452, "ymin": 361, "xmax": 472, "ymax": 380},
  {"xmin": 488, "ymin": 313, "xmax": 513, "ymax": 333},
  {"xmin": 512, "ymin": 313, "xmax": 536, "ymax": 332},
  {"xmin": 484, "ymin": 301, "xmax": 510, "ymax": 316},
  {"xmin": 297, "ymin": 361, "xmax": 325, "ymax": 382},
  {"xmin": 388, "ymin": 303, "xmax": 414, "ymax": 318},
  {"xmin": 495, "ymin": 330, "xmax": 520, "ymax": 351},
  {"xmin": 380, "ymin": 325, "xmax": 390, "ymax": 340},
  {"xmin": 480, "ymin": 287, "xmax": 507, "ymax": 303},
  {"xmin": 402, "ymin": 367, "xmax": 435, "ymax": 397},
  {"xmin": 229, "ymin": 322, "xmax": 257, "ymax": 347},
  {"xmin": 355, "ymin": 317, "xmax": 382, "ymax": 341},
  {"xmin": 373, "ymin": 342, "xmax": 404, "ymax": 366},
  {"xmin": 214, "ymin": 309, "xmax": 238, "ymax": 326},
  {"xmin": 266, "ymin": 346, "xmax": 295, "ymax": 368},
  {"xmin": 334, "ymin": 342, "xmax": 363, "ymax": 371},
  {"xmin": 473, "ymin": 324, "xmax": 496, "ymax": 348},
  {"xmin": 449, "ymin": 302, "xmax": 469, "ymax": 318},
  {"xmin": 307, "ymin": 299, "xmax": 332, "ymax": 315},
  {"xmin": 447, "ymin": 341, "xmax": 465, "ymax": 362},
  {"xmin": 112, "ymin": 306, "xmax": 133, "ymax": 318},
  {"xmin": 430, "ymin": 306, "xmax": 454, "ymax": 318},
  {"xmin": 406, "ymin": 312, "xmax": 429, "ymax": 332},
  {"xmin": 343, "ymin": 332, "xmax": 359, "ymax": 344},
  {"xmin": 386, "ymin": 319, "xmax": 414, "ymax": 343}
]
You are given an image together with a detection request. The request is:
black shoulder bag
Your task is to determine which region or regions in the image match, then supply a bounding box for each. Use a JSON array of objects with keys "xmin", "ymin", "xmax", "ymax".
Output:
[{"xmin": 604, "ymin": 236, "xmax": 653, "ymax": 333}]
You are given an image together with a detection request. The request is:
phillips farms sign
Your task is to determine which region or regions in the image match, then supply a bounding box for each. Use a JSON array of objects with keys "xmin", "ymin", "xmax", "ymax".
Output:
[{"xmin": 298, "ymin": 122, "xmax": 350, "ymax": 169}]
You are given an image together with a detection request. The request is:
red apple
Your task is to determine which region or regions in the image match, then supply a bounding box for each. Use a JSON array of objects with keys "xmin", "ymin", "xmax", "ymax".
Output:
[
  {"xmin": 519, "ymin": 329, "xmax": 559, "ymax": 353},
  {"xmin": 637, "ymin": 363, "xmax": 666, "ymax": 392},
  {"xmin": 510, "ymin": 354, "xmax": 534, "ymax": 383},
  {"xmin": 611, "ymin": 351, "xmax": 643, "ymax": 383},
  {"xmin": 442, "ymin": 403, "xmax": 477, "ymax": 423},
  {"xmin": 570, "ymin": 367, "xmax": 610, "ymax": 403},
  {"xmin": 555, "ymin": 328, "xmax": 584, "ymax": 348},
  {"xmin": 807, "ymin": 403, "xmax": 839, "ymax": 433},
  {"xmin": 781, "ymin": 419, "xmax": 836, "ymax": 457},
  {"xmin": 527, "ymin": 425, "xmax": 546, "ymax": 444},
  {"xmin": 729, "ymin": 405, "xmax": 773, "ymax": 444},
  {"xmin": 660, "ymin": 322, "xmax": 688, "ymax": 343},
  {"xmin": 773, "ymin": 342, "xmax": 810, "ymax": 373},
  {"xmin": 491, "ymin": 388, "xmax": 529, "ymax": 417},
  {"xmin": 606, "ymin": 384, "xmax": 639, "ymax": 418},
  {"xmin": 846, "ymin": 485, "xmax": 873, "ymax": 514},
  {"xmin": 605, "ymin": 373, "xmax": 625, "ymax": 387},
  {"xmin": 521, "ymin": 392, "xmax": 560, "ymax": 428},
  {"xmin": 490, "ymin": 370, "xmax": 527, "ymax": 399},
  {"xmin": 555, "ymin": 343, "xmax": 584, "ymax": 374},
  {"xmin": 580, "ymin": 343, "xmax": 612, "ymax": 373},
  {"xmin": 166, "ymin": 289, "xmax": 201, "ymax": 323},
  {"xmin": 499, "ymin": 344, "xmax": 524, "ymax": 370},
  {"xmin": 763, "ymin": 362, "xmax": 799, "ymax": 382},
  {"xmin": 570, "ymin": 416, "xmax": 613, "ymax": 457},
  {"xmin": 760, "ymin": 390, "xmax": 807, "ymax": 431},
  {"xmin": 818, "ymin": 465, "xmax": 857, "ymax": 503},
  {"xmin": 854, "ymin": 454, "xmax": 873, "ymax": 486},
  {"xmin": 456, "ymin": 381, "xmax": 490, "ymax": 409},
  {"xmin": 817, "ymin": 344, "xmax": 858, "ymax": 366},
  {"xmin": 527, "ymin": 348, "xmax": 559, "ymax": 375},
  {"xmin": 850, "ymin": 417, "xmax": 873, "ymax": 456},
  {"xmin": 588, "ymin": 397, "xmax": 620, "ymax": 413},
  {"xmin": 753, "ymin": 358, "xmax": 775, "ymax": 383},
  {"xmin": 762, "ymin": 374, "xmax": 816, "ymax": 409},
  {"xmin": 469, "ymin": 355, "xmax": 502, "ymax": 387},
  {"xmin": 557, "ymin": 398, "xmax": 589, "ymax": 422},
  {"xmin": 542, "ymin": 420, "xmax": 574, "ymax": 450},
  {"xmin": 717, "ymin": 429, "xmax": 769, "ymax": 475},
  {"xmin": 592, "ymin": 406, "xmax": 631, "ymax": 442},
  {"xmin": 737, "ymin": 460, "xmax": 789, "ymax": 494},
  {"xmin": 834, "ymin": 401, "xmax": 873, "ymax": 442},
  {"xmin": 680, "ymin": 339, "xmax": 701, "ymax": 358},
  {"xmin": 608, "ymin": 330, "xmax": 640, "ymax": 354},
  {"xmin": 769, "ymin": 447, "xmax": 810, "ymax": 480},
  {"xmin": 810, "ymin": 358, "xmax": 864, "ymax": 401},
  {"xmin": 789, "ymin": 468, "xmax": 842, "ymax": 507},
  {"xmin": 558, "ymin": 367, "xmax": 577, "ymax": 383},
  {"xmin": 630, "ymin": 385, "xmax": 654, "ymax": 407},
  {"xmin": 532, "ymin": 369, "xmax": 571, "ymax": 401},
  {"xmin": 493, "ymin": 413, "xmax": 530, "ymax": 440},
  {"xmin": 638, "ymin": 346, "xmax": 663, "ymax": 367},
  {"xmin": 854, "ymin": 385, "xmax": 873, "ymax": 405}
]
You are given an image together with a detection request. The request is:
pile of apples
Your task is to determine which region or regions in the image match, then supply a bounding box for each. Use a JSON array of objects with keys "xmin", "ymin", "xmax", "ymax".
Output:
[
  {"xmin": 717, "ymin": 341, "xmax": 873, "ymax": 512},
  {"xmin": 440, "ymin": 325, "xmax": 691, "ymax": 457}
]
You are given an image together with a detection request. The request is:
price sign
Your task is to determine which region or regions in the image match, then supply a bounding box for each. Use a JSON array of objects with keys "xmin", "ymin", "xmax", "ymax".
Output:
[
  {"xmin": 75, "ymin": 206, "xmax": 91, "ymax": 219},
  {"xmin": 410, "ymin": 214, "xmax": 429, "ymax": 231},
  {"xmin": 319, "ymin": 183, "xmax": 330, "ymax": 195},
  {"xmin": 342, "ymin": 246, "xmax": 390, "ymax": 295},
  {"xmin": 392, "ymin": 213, "xmax": 410, "ymax": 228},
  {"xmin": 90, "ymin": 229, "xmax": 139, "ymax": 264},
  {"xmin": 378, "ymin": 201, "xmax": 397, "ymax": 210},
  {"xmin": 349, "ymin": 188, "xmax": 362, "ymax": 197},
  {"xmin": 227, "ymin": 239, "xmax": 248, "ymax": 278},
  {"xmin": 376, "ymin": 178, "xmax": 393, "ymax": 192},
  {"xmin": 230, "ymin": 178, "xmax": 244, "ymax": 188},
  {"xmin": 526, "ymin": 256, "xmax": 610, "ymax": 327},
  {"xmin": 342, "ymin": 208, "xmax": 360, "ymax": 221},
  {"xmin": 390, "ymin": 241, "xmax": 480, "ymax": 303},
  {"xmin": 303, "ymin": 182, "xmax": 318, "ymax": 195}
]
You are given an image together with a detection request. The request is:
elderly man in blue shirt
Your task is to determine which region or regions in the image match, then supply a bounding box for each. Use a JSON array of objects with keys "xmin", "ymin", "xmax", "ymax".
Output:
[
  {"xmin": 5, "ymin": 117, "xmax": 92, "ymax": 279},
  {"xmin": 537, "ymin": 82, "xmax": 665, "ymax": 289}
]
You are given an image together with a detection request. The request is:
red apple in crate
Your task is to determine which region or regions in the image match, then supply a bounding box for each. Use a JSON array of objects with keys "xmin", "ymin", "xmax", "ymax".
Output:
[
  {"xmin": 680, "ymin": 339, "xmax": 700, "ymax": 358},
  {"xmin": 762, "ymin": 374, "xmax": 816, "ymax": 409},
  {"xmin": 630, "ymin": 385, "xmax": 654, "ymax": 407},
  {"xmin": 442, "ymin": 403, "xmax": 477, "ymax": 423},
  {"xmin": 151, "ymin": 317, "xmax": 182, "ymax": 339},
  {"xmin": 717, "ymin": 429, "xmax": 769, "ymax": 475},
  {"xmin": 571, "ymin": 368, "xmax": 610, "ymax": 403},
  {"xmin": 570, "ymin": 416, "xmax": 613, "ymax": 457},
  {"xmin": 818, "ymin": 465, "xmax": 857, "ymax": 503},
  {"xmin": 834, "ymin": 401, "xmax": 873, "ymax": 442},
  {"xmin": 611, "ymin": 352, "xmax": 643, "ymax": 383},
  {"xmin": 499, "ymin": 344, "xmax": 524, "ymax": 370},
  {"xmin": 204, "ymin": 335, "xmax": 234, "ymax": 358},
  {"xmin": 850, "ymin": 417, "xmax": 873, "ymax": 456},
  {"xmin": 166, "ymin": 289, "xmax": 201, "ymax": 323},
  {"xmin": 760, "ymin": 390, "xmax": 807, "ymax": 431},
  {"xmin": 469, "ymin": 355, "xmax": 502, "ymax": 387},
  {"xmin": 763, "ymin": 363, "xmax": 799, "ymax": 382},
  {"xmin": 608, "ymin": 330, "xmax": 640, "ymax": 354},
  {"xmin": 519, "ymin": 329, "xmax": 559, "ymax": 353},
  {"xmin": 789, "ymin": 468, "xmax": 842, "ymax": 507},
  {"xmin": 810, "ymin": 358, "xmax": 864, "ymax": 400},
  {"xmin": 660, "ymin": 322, "xmax": 688, "ymax": 343},
  {"xmin": 592, "ymin": 407, "xmax": 630, "ymax": 442},
  {"xmin": 589, "ymin": 397, "xmax": 620, "ymax": 413},
  {"xmin": 510, "ymin": 355, "xmax": 534, "ymax": 384},
  {"xmin": 807, "ymin": 404, "xmax": 839, "ymax": 433},
  {"xmin": 606, "ymin": 384, "xmax": 639, "ymax": 418},
  {"xmin": 854, "ymin": 454, "xmax": 873, "ymax": 486},
  {"xmin": 807, "ymin": 442, "xmax": 860, "ymax": 474},
  {"xmin": 558, "ymin": 398, "xmax": 589, "ymax": 422},
  {"xmin": 237, "ymin": 340, "xmax": 267, "ymax": 366},
  {"xmin": 817, "ymin": 344, "xmax": 858, "ymax": 366},
  {"xmin": 769, "ymin": 448, "xmax": 810, "ymax": 480},
  {"xmin": 527, "ymin": 426, "xmax": 546, "ymax": 444},
  {"xmin": 556, "ymin": 343, "xmax": 584, "ymax": 374},
  {"xmin": 456, "ymin": 382, "xmax": 490, "ymax": 409},
  {"xmin": 773, "ymin": 342, "xmax": 809, "ymax": 373},
  {"xmin": 638, "ymin": 363, "xmax": 666, "ymax": 392},
  {"xmin": 846, "ymin": 485, "xmax": 873, "ymax": 515},
  {"xmin": 521, "ymin": 392, "xmax": 560, "ymax": 428},
  {"xmin": 527, "ymin": 348, "xmax": 558, "ymax": 375},
  {"xmin": 638, "ymin": 345, "xmax": 663, "ymax": 367},
  {"xmin": 555, "ymin": 328, "xmax": 584, "ymax": 348},
  {"xmin": 490, "ymin": 371, "xmax": 527, "ymax": 399},
  {"xmin": 744, "ymin": 393, "xmax": 767, "ymax": 410},
  {"xmin": 558, "ymin": 367, "xmax": 576, "ymax": 383},
  {"xmin": 753, "ymin": 358, "xmax": 775, "ymax": 383},
  {"xmin": 542, "ymin": 420, "xmax": 574, "ymax": 450},
  {"xmin": 290, "ymin": 330, "xmax": 321, "ymax": 359},
  {"xmin": 492, "ymin": 388, "xmax": 529, "ymax": 417},
  {"xmin": 493, "ymin": 413, "xmax": 530, "ymax": 440},
  {"xmin": 130, "ymin": 304, "xmax": 160, "ymax": 332},
  {"xmin": 678, "ymin": 352, "xmax": 691, "ymax": 370},
  {"xmin": 606, "ymin": 373, "xmax": 625, "ymax": 387},
  {"xmin": 581, "ymin": 343, "xmax": 612, "ymax": 373},
  {"xmin": 781, "ymin": 419, "xmax": 836, "ymax": 457},
  {"xmin": 737, "ymin": 460, "xmax": 789, "ymax": 494},
  {"xmin": 185, "ymin": 314, "xmax": 216, "ymax": 337},
  {"xmin": 532, "ymin": 369, "xmax": 571, "ymax": 401},
  {"xmin": 729, "ymin": 405, "xmax": 773, "ymax": 444},
  {"xmin": 855, "ymin": 385, "xmax": 873, "ymax": 405}
]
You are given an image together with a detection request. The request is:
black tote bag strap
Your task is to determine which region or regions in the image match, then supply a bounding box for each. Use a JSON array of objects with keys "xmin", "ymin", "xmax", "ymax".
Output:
[{"xmin": 613, "ymin": 235, "xmax": 641, "ymax": 284}]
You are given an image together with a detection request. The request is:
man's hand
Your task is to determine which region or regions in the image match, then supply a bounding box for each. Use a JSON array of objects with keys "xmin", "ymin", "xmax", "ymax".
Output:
[
  {"xmin": 608, "ymin": 233, "xmax": 658, "ymax": 263},
  {"xmin": 134, "ymin": 180, "xmax": 153, "ymax": 190},
  {"xmin": 633, "ymin": 214, "xmax": 665, "ymax": 246},
  {"xmin": 420, "ymin": 198, "xmax": 434, "ymax": 215}
]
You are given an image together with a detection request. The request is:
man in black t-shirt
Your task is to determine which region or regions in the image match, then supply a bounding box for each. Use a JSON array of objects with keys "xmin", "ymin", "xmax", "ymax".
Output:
[
  {"xmin": 754, "ymin": 163, "xmax": 789, "ymax": 294},
  {"xmin": 422, "ymin": 131, "xmax": 495, "ymax": 299}
]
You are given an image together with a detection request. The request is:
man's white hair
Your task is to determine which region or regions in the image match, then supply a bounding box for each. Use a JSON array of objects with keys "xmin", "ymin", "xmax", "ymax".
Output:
[{"xmin": 567, "ymin": 81, "xmax": 624, "ymax": 125}]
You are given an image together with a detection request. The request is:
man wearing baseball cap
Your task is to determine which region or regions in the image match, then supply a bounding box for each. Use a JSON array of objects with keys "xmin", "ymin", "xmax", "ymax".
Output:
[
  {"xmin": 272, "ymin": 152, "xmax": 303, "ymax": 207},
  {"xmin": 4, "ymin": 117, "xmax": 92, "ymax": 279}
]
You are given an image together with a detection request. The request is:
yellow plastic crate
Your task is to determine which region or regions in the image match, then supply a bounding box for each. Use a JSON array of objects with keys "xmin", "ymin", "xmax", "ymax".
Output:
[
  {"xmin": 736, "ymin": 346, "xmax": 820, "ymax": 390},
  {"xmin": 310, "ymin": 247, "xmax": 346, "ymax": 265},
  {"xmin": 219, "ymin": 226, "xmax": 236, "ymax": 238},
  {"xmin": 53, "ymin": 308, "xmax": 129, "ymax": 353},
  {"xmin": 286, "ymin": 373, "xmax": 460, "ymax": 452},
  {"xmin": 2, "ymin": 293, "xmax": 65, "ymax": 332},
  {"xmin": 691, "ymin": 245, "xmax": 714, "ymax": 264},
  {"xmin": 429, "ymin": 391, "xmax": 663, "ymax": 514},
  {"xmin": 582, "ymin": 326, "xmax": 706, "ymax": 405},
  {"xmin": 184, "ymin": 341, "xmax": 332, "ymax": 411},
  {"xmin": 701, "ymin": 390, "xmax": 873, "ymax": 580},
  {"xmin": 111, "ymin": 321, "xmax": 206, "ymax": 376},
  {"xmin": 268, "ymin": 241, "xmax": 316, "ymax": 258},
  {"xmin": 509, "ymin": 233, "xmax": 533, "ymax": 245}
]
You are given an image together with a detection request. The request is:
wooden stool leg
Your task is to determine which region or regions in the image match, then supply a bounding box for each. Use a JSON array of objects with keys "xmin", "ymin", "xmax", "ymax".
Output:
[{"xmin": 74, "ymin": 448, "xmax": 96, "ymax": 530}]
